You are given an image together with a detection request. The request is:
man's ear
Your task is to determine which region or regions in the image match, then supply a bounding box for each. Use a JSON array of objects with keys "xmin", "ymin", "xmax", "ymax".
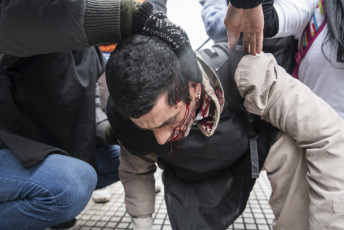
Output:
[{"xmin": 188, "ymin": 81, "xmax": 201, "ymax": 99}]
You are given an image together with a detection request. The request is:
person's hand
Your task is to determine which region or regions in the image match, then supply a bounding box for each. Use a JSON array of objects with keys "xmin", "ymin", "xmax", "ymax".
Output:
[{"xmin": 224, "ymin": 3, "xmax": 264, "ymax": 56}]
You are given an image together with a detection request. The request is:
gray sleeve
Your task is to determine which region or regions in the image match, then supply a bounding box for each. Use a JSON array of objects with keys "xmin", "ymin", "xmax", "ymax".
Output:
[
  {"xmin": 199, "ymin": 0, "xmax": 228, "ymax": 42},
  {"xmin": 95, "ymin": 80, "xmax": 112, "ymax": 144},
  {"xmin": 119, "ymin": 144, "xmax": 157, "ymax": 217},
  {"xmin": 95, "ymin": 81, "xmax": 108, "ymax": 124},
  {"xmin": 0, "ymin": 0, "xmax": 122, "ymax": 57}
]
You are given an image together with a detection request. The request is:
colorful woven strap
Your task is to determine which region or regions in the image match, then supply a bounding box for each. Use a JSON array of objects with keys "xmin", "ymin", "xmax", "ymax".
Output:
[{"xmin": 293, "ymin": 0, "xmax": 326, "ymax": 78}]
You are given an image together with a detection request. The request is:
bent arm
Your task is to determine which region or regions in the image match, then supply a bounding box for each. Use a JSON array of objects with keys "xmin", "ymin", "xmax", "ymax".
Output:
[
  {"xmin": 235, "ymin": 52, "xmax": 344, "ymax": 229},
  {"xmin": 119, "ymin": 144, "xmax": 157, "ymax": 217},
  {"xmin": 234, "ymin": 52, "xmax": 344, "ymax": 144},
  {"xmin": 0, "ymin": 0, "xmax": 140, "ymax": 57}
]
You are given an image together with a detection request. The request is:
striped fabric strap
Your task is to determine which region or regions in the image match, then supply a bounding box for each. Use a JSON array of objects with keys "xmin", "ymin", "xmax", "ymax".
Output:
[{"xmin": 293, "ymin": 0, "xmax": 326, "ymax": 78}]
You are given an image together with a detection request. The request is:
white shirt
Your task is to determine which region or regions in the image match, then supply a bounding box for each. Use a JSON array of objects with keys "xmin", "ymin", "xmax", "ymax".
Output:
[{"xmin": 273, "ymin": 0, "xmax": 344, "ymax": 119}]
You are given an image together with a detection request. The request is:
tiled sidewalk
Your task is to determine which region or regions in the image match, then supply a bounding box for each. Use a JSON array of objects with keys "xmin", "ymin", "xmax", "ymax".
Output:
[{"xmin": 73, "ymin": 170, "xmax": 274, "ymax": 230}]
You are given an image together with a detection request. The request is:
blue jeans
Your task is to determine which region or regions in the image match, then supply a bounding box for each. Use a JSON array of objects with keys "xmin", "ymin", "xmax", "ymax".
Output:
[
  {"xmin": 0, "ymin": 145, "xmax": 120, "ymax": 230},
  {"xmin": 95, "ymin": 144, "xmax": 120, "ymax": 189}
]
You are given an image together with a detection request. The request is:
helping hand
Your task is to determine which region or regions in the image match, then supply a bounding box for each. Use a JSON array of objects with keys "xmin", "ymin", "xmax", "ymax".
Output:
[{"xmin": 224, "ymin": 3, "xmax": 264, "ymax": 56}]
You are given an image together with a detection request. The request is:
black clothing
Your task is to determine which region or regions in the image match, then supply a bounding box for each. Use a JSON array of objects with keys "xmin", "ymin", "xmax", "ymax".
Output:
[
  {"xmin": 0, "ymin": 47, "xmax": 106, "ymax": 168},
  {"xmin": 230, "ymin": 0, "xmax": 262, "ymax": 9},
  {"xmin": 107, "ymin": 44, "xmax": 278, "ymax": 229}
]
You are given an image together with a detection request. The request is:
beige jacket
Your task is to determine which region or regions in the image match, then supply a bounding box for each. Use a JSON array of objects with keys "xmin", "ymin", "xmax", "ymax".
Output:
[
  {"xmin": 119, "ymin": 52, "xmax": 344, "ymax": 228},
  {"xmin": 237, "ymin": 53, "xmax": 344, "ymax": 229}
]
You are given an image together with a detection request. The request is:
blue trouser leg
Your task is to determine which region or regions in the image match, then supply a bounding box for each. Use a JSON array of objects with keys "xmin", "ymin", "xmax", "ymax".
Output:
[
  {"xmin": 48, "ymin": 144, "xmax": 121, "ymax": 228},
  {"xmin": 95, "ymin": 144, "xmax": 120, "ymax": 189},
  {"xmin": 0, "ymin": 148, "xmax": 97, "ymax": 230}
]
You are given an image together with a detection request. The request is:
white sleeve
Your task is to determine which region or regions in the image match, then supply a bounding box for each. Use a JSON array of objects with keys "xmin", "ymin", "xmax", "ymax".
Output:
[{"xmin": 273, "ymin": 0, "xmax": 318, "ymax": 39}]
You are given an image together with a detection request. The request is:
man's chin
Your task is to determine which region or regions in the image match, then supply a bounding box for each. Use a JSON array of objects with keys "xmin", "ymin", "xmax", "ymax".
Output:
[{"xmin": 164, "ymin": 133, "xmax": 190, "ymax": 144}]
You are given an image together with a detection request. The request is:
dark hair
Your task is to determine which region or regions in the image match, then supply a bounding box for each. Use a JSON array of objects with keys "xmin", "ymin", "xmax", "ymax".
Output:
[
  {"xmin": 106, "ymin": 35, "xmax": 191, "ymax": 118},
  {"xmin": 323, "ymin": 0, "xmax": 344, "ymax": 62}
]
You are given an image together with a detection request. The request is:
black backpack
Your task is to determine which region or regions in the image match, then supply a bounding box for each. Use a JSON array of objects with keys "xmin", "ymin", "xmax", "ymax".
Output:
[{"xmin": 163, "ymin": 43, "xmax": 277, "ymax": 230}]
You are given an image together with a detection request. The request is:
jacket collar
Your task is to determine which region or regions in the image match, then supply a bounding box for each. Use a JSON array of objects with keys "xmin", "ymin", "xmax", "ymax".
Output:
[{"xmin": 194, "ymin": 53, "xmax": 224, "ymax": 137}]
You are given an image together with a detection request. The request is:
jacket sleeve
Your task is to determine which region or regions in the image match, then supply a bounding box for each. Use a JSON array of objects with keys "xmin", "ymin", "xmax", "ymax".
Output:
[
  {"xmin": 234, "ymin": 52, "xmax": 344, "ymax": 228},
  {"xmin": 199, "ymin": 0, "xmax": 228, "ymax": 42},
  {"xmin": 0, "ymin": 0, "xmax": 140, "ymax": 57},
  {"xmin": 229, "ymin": 0, "xmax": 262, "ymax": 9},
  {"xmin": 119, "ymin": 144, "xmax": 158, "ymax": 217}
]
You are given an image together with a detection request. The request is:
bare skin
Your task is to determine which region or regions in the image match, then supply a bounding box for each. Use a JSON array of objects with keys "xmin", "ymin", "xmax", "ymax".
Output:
[
  {"xmin": 224, "ymin": 3, "xmax": 264, "ymax": 56},
  {"xmin": 131, "ymin": 81, "xmax": 202, "ymax": 145}
]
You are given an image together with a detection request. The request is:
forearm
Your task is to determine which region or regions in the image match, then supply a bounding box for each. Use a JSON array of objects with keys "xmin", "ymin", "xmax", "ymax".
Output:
[
  {"xmin": 235, "ymin": 52, "xmax": 344, "ymax": 145},
  {"xmin": 0, "ymin": 0, "xmax": 140, "ymax": 57},
  {"xmin": 119, "ymin": 144, "xmax": 157, "ymax": 217}
]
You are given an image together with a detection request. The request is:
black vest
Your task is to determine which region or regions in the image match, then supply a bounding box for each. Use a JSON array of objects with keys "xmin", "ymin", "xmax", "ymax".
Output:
[{"xmin": 107, "ymin": 43, "xmax": 278, "ymax": 229}]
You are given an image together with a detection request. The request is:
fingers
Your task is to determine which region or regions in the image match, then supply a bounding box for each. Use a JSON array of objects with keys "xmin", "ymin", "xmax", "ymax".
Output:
[
  {"xmin": 227, "ymin": 29, "xmax": 240, "ymax": 50},
  {"xmin": 247, "ymin": 33, "xmax": 256, "ymax": 56},
  {"xmin": 242, "ymin": 32, "xmax": 263, "ymax": 56},
  {"xmin": 242, "ymin": 32, "xmax": 250, "ymax": 54},
  {"xmin": 256, "ymin": 31, "xmax": 263, "ymax": 54},
  {"xmin": 224, "ymin": 3, "xmax": 243, "ymax": 51},
  {"xmin": 250, "ymin": 33, "xmax": 257, "ymax": 56},
  {"xmin": 225, "ymin": 4, "xmax": 264, "ymax": 56},
  {"xmin": 242, "ymin": 32, "xmax": 256, "ymax": 55}
]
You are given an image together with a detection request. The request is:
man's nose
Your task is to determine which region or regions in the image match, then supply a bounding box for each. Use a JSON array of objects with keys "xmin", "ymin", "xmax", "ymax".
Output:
[{"xmin": 152, "ymin": 128, "xmax": 170, "ymax": 145}]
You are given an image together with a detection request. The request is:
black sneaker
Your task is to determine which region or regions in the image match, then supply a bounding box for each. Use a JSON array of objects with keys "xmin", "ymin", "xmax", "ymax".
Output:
[{"xmin": 48, "ymin": 218, "xmax": 77, "ymax": 230}]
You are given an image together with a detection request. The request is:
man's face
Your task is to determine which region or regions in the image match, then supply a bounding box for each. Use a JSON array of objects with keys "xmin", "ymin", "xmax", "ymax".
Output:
[{"xmin": 130, "ymin": 82, "xmax": 201, "ymax": 145}]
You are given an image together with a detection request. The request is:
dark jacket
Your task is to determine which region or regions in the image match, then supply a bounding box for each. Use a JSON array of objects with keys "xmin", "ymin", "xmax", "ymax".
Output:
[
  {"xmin": 107, "ymin": 43, "xmax": 278, "ymax": 229},
  {"xmin": 0, "ymin": 48, "xmax": 105, "ymax": 169},
  {"xmin": 230, "ymin": 0, "xmax": 262, "ymax": 9},
  {"xmin": 0, "ymin": 0, "xmax": 139, "ymax": 57},
  {"xmin": 0, "ymin": 0, "xmax": 140, "ymax": 168}
]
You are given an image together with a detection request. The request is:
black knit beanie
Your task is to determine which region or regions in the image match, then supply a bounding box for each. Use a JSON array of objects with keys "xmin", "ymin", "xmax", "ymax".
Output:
[{"xmin": 133, "ymin": 2, "xmax": 202, "ymax": 83}]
